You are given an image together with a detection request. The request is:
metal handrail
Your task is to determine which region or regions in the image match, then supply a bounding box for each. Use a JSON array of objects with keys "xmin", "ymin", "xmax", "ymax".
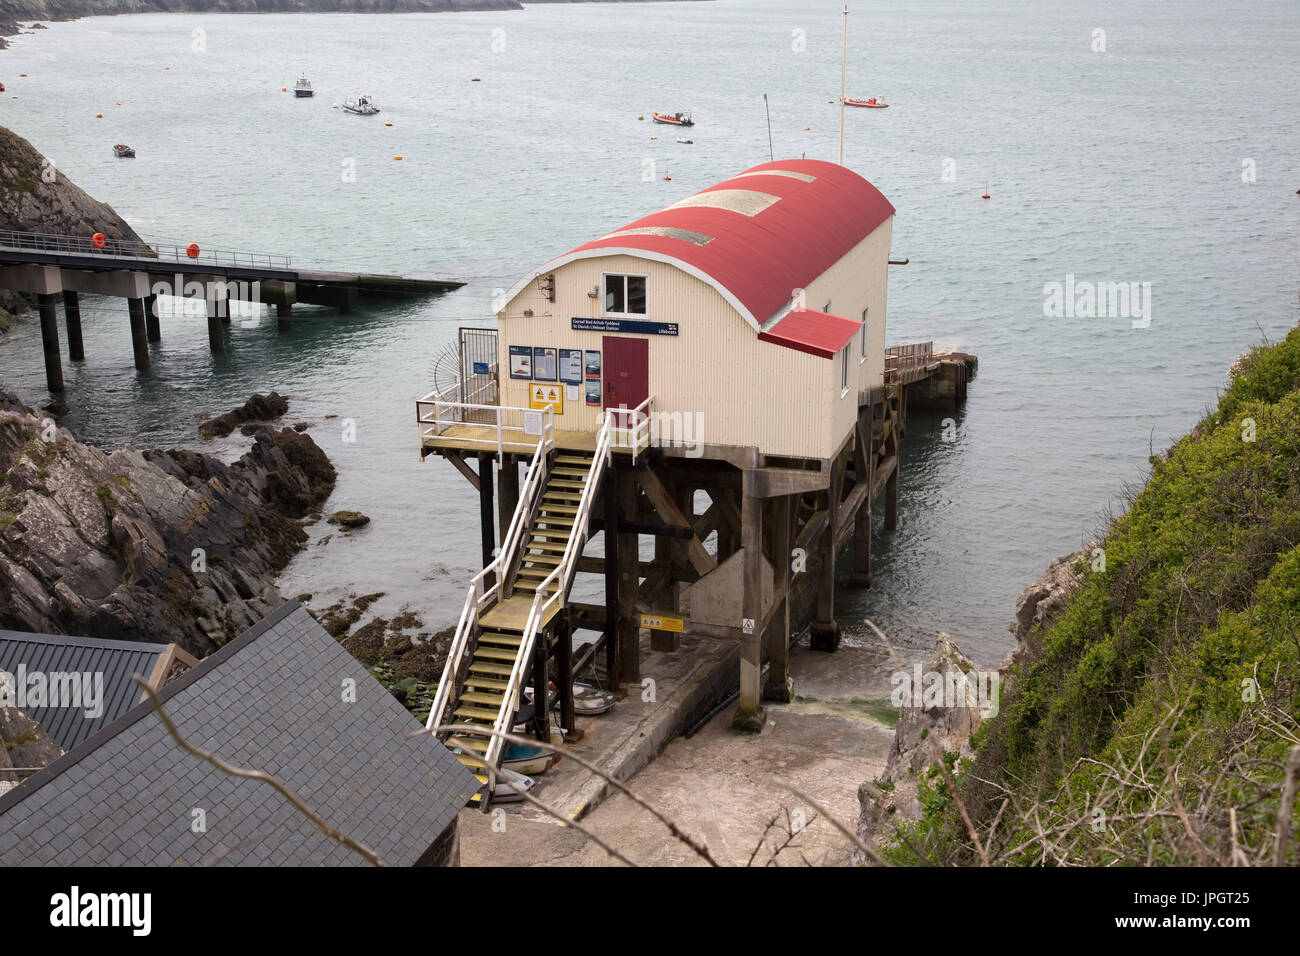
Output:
[
  {"xmin": 416, "ymin": 393, "xmax": 554, "ymax": 460},
  {"xmin": 427, "ymin": 585, "xmax": 478, "ymax": 736},
  {"xmin": 0, "ymin": 228, "xmax": 292, "ymax": 269},
  {"xmin": 608, "ymin": 395, "xmax": 654, "ymax": 463}
]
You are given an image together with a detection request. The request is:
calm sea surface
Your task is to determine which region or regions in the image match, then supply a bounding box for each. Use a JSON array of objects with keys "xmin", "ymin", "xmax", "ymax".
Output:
[{"xmin": 1, "ymin": 1, "xmax": 1297, "ymax": 667}]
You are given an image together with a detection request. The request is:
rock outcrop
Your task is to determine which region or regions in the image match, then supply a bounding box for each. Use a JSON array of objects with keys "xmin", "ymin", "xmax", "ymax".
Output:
[
  {"xmin": 1006, "ymin": 546, "xmax": 1092, "ymax": 664},
  {"xmin": 854, "ymin": 633, "xmax": 993, "ymax": 861},
  {"xmin": 0, "ymin": 389, "xmax": 335, "ymax": 658},
  {"xmin": 197, "ymin": 390, "xmax": 289, "ymax": 439}
]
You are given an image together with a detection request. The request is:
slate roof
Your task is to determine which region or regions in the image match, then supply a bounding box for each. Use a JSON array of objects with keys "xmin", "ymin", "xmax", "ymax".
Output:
[
  {"xmin": 0, "ymin": 630, "xmax": 167, "ymax": 751},
  {"xmin": 0, "ymin": 602, "xmax": 480, "ymax": 866}
]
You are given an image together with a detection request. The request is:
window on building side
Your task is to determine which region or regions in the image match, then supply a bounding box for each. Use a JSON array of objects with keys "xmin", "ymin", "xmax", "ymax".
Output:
[
  {"xmin": 861, "ymin": 308, "xmax": 869, "ymax": 358},
  {"xmin": 604, "ymin": 274, "xmax": 648, "ymax": 316},
  {"xmin": 841, "ymin": 345, "xmax": 850, "ymax": 391}
]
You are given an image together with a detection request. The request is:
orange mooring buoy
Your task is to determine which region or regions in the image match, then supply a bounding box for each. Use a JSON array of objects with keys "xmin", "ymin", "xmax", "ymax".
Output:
[
  {"xmin": 981, "ymin": 193, "xmax": 990, "ymax": 199},
  {"xmin": 281, "ymin": 87, "xmax": 287, "ymax": 92},
  {"xmin": 663, "ymin": 175, "xmax": 672, "ymax": 181},
  {"xmin": 186, "ymin": 242, "xmax": 200, "ymax": 259},
  {"xmin": 92, "ymin": 232, "xmax": 106, "ymax": 249}
]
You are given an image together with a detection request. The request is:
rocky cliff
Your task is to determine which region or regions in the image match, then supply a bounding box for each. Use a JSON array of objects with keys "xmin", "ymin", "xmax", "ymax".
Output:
[
  {"xmin": 0, "ymin": 125, "xmax": 142, "ymax": 322},
  {"xmin": 0, "ymin": 0, "xmax": 522, "ymax": 27},
  {"xmin": 0, "ymin": 125, "xmax": 141, "ymax": 240},
  {"xmin": 0, "ymin": 389, "xmax": 336, "ymax": 658}
]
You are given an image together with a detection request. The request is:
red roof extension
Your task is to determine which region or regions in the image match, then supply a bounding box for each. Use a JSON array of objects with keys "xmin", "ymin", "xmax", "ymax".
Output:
[
  {"xmin": 509, "ymin": 159, "xmax": 895, "ymax": 343},
  {"xmin": 758, "ymin": 309, "xmax": 862, "ymax": 359}
]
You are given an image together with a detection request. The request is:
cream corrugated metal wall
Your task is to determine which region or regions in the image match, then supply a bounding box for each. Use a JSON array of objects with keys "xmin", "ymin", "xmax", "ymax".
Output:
[{"xmin": 498, "ymin": 216, "xmax": 893, "ymax": 461}]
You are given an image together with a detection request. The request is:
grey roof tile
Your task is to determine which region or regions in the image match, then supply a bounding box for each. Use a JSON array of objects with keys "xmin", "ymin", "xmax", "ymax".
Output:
[{"xmin": 0, "ymin": 603, "xmax": 479, "ymax": 866}]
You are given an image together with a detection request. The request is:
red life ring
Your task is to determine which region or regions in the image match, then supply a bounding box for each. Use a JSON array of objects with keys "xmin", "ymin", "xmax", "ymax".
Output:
[
  {"xmin": 186, "ymin": 242, "xmax": 200, "ymax": 259},
  {"xmin": 92, "ymin": 232, "xmax": 106, "ymax": 248}
]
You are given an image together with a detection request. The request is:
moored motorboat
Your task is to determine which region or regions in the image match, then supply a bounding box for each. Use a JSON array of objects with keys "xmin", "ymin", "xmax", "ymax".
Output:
[
  {"xmin": 112, "ymin": 144, "xmax": 135, "ymax": 158},
  {"xmin": 653, "ymin": 110, "xmax": 693, "ymax": 126},
  {"xmin": 342, "ymin": 94, "xmax": 380, "ymax": 115},
  {"xmin": 293, "ymin": 75, "xmax": 313, "ymax": 98},
  {"xmin": 843, "ymin": 96, "xmax": 889, "ymax": 108}
]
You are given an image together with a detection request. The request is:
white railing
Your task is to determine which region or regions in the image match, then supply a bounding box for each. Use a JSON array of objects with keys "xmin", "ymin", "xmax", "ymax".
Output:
[
  {"xmin": 427, "ymin": 438, "xmax": 548, "ymax": 738},
  {"xmin": 417, "ymin": 392, "xmax": 554, "ymax": 460},
  {"xmin": 608, "ymin": 395, "xmax": 655, "ymax": 463},
  {"xmin": 480, "ymin": 412, "xmax": 615, "ymax": 773}
]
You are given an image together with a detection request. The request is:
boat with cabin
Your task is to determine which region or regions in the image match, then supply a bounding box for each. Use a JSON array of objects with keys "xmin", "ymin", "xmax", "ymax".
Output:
[
  {"xmin": 294, "ymin": 75, "xmax": 313, "ymax": 98},
  {"xmin": 342, "ymin": 94, "xmax": 380, "ymax": 115}
]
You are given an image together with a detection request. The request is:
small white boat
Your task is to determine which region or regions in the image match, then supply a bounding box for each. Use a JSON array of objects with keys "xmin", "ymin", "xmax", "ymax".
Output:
[
  {"xmin": 342, "ymin": 94, "xmax": 380, "ymax": 115},
  {"xmin": 293, "ymin": 75, "xmax": 313, "ymax": 98},
  {"xmin": 491, "ymin": 768, "xmax": 536, "ymax": 803},
  {"xmin": 676, "ymin": 137, "xmax": 693, "ymax": 144}
]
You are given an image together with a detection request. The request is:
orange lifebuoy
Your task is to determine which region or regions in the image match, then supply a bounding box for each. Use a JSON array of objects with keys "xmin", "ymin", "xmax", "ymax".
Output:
[
  {"xmin": 92, "ymin": 232, "xmax": 106, "ymax": 248},
  {"xmin": 186, "ymin": 242, "xmax": 200, "ymax": 259}
]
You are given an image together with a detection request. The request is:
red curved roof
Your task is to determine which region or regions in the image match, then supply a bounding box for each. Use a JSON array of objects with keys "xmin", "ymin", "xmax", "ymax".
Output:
[{"xmin": 514, "ymin": 160, "xmax": 895, "ymax": 331}]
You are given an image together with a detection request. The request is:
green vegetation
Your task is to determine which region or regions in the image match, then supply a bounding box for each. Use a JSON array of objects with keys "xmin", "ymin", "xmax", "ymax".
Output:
[{"xmin": 890, "ymin": 327, "xmax": 1300, "ymax": 866}]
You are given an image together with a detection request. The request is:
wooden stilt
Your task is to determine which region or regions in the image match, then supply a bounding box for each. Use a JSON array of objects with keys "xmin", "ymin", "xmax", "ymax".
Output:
[
  {"xmin": 734, "ymin": 474, "xmax": 765, "ymax": 731},
  {"xmin": 603, "ymin": 467, "xmax": 621, "ymax": 687},
  {"xmin": 531, "ymin": 628, "xmax": 549, "ymax": 742},
  {"xmin": 557, "ymin": 613, "xmax": 575, "ymax": 735},
  {"xmin": 811, "ymin": 453, "xmax": 842, "ymax": 651},
  {"xmin": 477, "ymin": 453, "xmax": 495, "ymax": 569},
  {"xmin": 763, "ymin": 493, "xmax": 794, "ymax": 702},
  {"xmin": 617, "ymin": 469, "xmax": 641, "ymax": 684}
]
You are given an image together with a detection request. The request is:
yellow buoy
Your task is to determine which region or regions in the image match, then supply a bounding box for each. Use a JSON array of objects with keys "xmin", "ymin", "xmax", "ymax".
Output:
[
  {"xmin": 802, "ymin": 126, "xmax": 810, "ymax": 130},
  {"xmin": 385, "ymin": 121, "xmax": 393, "ymax": 126},
  {"xmin": 394, "ymin": 155, "xmax": 403, "ymax": 161},
  {"xmin": 650, "ymin": 135, "xmax": 657, "ymax": 140},
  {"xmin": 637, "ymin": 114, "xmax": 644, "ymax": 120},
  {"xmin": 96, "ymin": 113, "xmax": 103, "ymax": 118}
]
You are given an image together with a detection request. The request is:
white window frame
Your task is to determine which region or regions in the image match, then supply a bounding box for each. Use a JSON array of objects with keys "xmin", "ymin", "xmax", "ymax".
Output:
[
  {"xmin": 860, "ymin": 307, "xmax": 869, "ymax": 363},
  {"xmin": 601, "ymin": 272, "xmax": 649, "ymax": 318},
  {"xmin": 840, "ymin": 345, "xmax": 851, "ymax": 395}
]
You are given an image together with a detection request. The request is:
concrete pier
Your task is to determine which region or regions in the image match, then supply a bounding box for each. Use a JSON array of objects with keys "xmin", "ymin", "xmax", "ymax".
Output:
[
  {"xmin": 127, "ymin": 297, "xmax": 149, "ymax": 371},
  {"xmin": 205, "ymin": 283, "xmax": 227, "ymax": 353},
  {"xmin": 37, "ymin": 293, "xmax": 63, "ymax": 392},
  {"xmin": 144, "ymin": 294, "xmax": 160, "ymax": 342},
  {"xmin": 63, "ymin": 291, "xmax": 84, "ymax": 362}
]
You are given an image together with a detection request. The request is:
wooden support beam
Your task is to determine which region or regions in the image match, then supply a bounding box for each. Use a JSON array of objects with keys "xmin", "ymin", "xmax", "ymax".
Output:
[
  {"xmin": 497, "ymin": 455, "xmax": 519, "ymax": 547},
  {"xmin": 477, "ymin": 453, "xmax": 495, "ymax": 568},
  {"xmin": 744, "ymin": 466, "xmax": 831, "ymax": 498},
  {"xmin": 733, "ymin": 475, "xmax": 765, "ymax": 732},
  {"xmin": 557, "ymin": 615, "xmax": 575, "ymax": 735},
  {"xmin": 531, "ymin": 627, "xmax": 549, "ymax": 742},
  {"xmin": 763, "ymin": 494, "xmax": 794, "ymax": 702},
  {"xmin": 638, "ymin": 466, "xmax": 714, "ymax": 576},
  {"xmin": 443, "ymin": 450, "xmax": 480, "ymax": 491},
  {"xmin": 811, "ymin": 451, "xmax": 844, "ymax": 652},
  {"xmin": 617, "ymin": 468, "xmax": 641, "ymax": 684},
  {"xmin": 604, "ymin": 469, "xmax": 621, "ymax": 687}
]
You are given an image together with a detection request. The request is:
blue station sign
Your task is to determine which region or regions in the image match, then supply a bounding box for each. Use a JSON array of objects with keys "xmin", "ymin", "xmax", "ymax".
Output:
[{"xmin": 571, "ymin": 317, "xmax": 679, "ymax": 336}]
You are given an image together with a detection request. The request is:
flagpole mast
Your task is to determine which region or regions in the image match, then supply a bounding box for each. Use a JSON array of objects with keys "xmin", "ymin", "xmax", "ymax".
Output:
[{"xmin": 839, "ymin": 5, "xmax": 848, "ymax": 165}]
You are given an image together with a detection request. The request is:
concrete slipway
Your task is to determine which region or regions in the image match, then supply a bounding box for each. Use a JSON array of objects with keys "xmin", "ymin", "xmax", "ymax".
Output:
[{"xmin": 459, "ymin": 638, "xmax": 898, "ymax": 867}]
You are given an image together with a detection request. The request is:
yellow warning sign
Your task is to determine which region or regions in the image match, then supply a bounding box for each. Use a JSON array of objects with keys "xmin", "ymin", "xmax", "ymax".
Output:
[
  {"xmin": 639, "ymin": 613, "xmax": 685, "ymax": 633},
  {"xmin": 529, "ymin": 383, "xmax": 564, "ymax": 414}
]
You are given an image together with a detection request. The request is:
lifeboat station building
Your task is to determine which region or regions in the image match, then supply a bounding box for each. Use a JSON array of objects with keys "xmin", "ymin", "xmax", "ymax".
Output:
[{"xmin": 414, "ymin": 159, "xmax": 963, "ymax": 803}]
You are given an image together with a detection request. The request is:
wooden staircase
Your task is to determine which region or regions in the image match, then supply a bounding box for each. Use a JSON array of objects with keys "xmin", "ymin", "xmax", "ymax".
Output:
[{"xmin": 441, "ymin": 450, "xmax": 597, "ymax": 804}]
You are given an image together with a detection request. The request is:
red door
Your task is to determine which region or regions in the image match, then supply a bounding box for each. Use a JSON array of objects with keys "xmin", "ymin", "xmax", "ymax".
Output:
[{"xmin": 602, "ymin": 336, "xmax": 649, "ymax": 414}]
